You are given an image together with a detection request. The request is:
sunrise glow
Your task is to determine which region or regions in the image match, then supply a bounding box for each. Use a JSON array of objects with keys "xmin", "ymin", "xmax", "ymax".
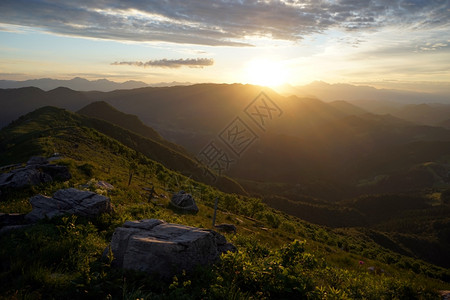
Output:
[{"xmin": 244, "ymin": 59, "xmax": 290, "ymax": 87}]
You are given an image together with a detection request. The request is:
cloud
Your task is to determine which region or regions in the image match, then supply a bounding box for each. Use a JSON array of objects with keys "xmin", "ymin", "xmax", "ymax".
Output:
[
  {"xmin": 111, "ymin": 58, "xmax": 214, "ymax": 68},
  {"xmin": 0, "ymin": 0, "xmax": 448, "ymax": 46},
  {"xmin": 418, "ymin": 42, "xmax": 449, "ymax": 51}
]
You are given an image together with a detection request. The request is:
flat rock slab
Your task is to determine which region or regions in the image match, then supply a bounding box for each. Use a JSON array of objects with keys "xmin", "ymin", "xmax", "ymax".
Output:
[
  {"xmin": 25, "ymin": 188, "xmax": 112, "ymax": 222},
  {"xmin": 108, "ymin": 219, "xmax": 236, "ymax": 278}
]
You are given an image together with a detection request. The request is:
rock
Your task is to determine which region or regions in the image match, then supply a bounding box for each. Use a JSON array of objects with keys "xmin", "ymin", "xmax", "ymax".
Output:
[
  {"xmin": 0, "ymin": 157, "xmax": 71, "ymax": 189},
  {"xmin": 170, "ymin": 191, "xmax": 199, "ymax": 213},
  {"xmin": 0, "ymin": 167, "xmax": 52, "ymax": 188},
  {"xmin": 25, "ymin": 188, "xmax": 112, "ymax": 222},
  {"xmin": 440, "ymin": 291, "xmax": 450, "ymax": 300},
  {"xmin": 107, "ymin": 219, "xmax": 236, "ymax": 278},
  {"xmin": 95, "ymin": 181, "xmax": 114, "ymax": 190}
]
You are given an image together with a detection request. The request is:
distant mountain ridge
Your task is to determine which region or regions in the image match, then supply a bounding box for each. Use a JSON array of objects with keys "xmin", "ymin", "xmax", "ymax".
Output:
[
  {"xmin": 0, "ymin": 86, "xmax": 93, "ymax": 127},
  {"xmin": 2, "ymin": 83, "xmax": 450, "ymax": 198},
  {"xmin": 0, "ymin": 77, "xmax": 150, "ymax": 92},
  {"xmin": 278, "ymin": 81, "xmax": 450, "ymax": 105},
  {"xmin": 0, "ymin": 77, "xmax": 193, "ymax": 92}
]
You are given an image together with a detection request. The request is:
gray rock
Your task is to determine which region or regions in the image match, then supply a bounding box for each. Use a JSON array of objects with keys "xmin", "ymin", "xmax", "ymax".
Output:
[
  {"xmin": 95, "ymin": 181, "xmax": 114, "ymax": 190},
  {"xmin": 0, "ymin": 167, "xmax": 52, "ymax": 188},
  {"xmin": 25, "ymin": 188, "xmax": 112, "ymax": 222},
  {"xmin": 107, "ymin": 219, "xmax": 236, "ymax": 278},
  {"xmin": 170, "ymin": 191, "xmax": 199, "ymax": 213},
  {"xmin": 0, "ymin": 157, "xmax": 71, "ymax": 189}
]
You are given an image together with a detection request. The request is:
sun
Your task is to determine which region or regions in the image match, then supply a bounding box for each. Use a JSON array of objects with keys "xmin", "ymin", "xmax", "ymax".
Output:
[{"xmin": 244, "ymin": 58, "xmax": 289, "ymax": 87}]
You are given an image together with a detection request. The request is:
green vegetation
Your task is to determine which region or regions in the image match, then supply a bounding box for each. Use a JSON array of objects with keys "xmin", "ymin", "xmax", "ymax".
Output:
[{"xmin": 0, "ymin": 107, "xmax": 449, "ymax": 299}]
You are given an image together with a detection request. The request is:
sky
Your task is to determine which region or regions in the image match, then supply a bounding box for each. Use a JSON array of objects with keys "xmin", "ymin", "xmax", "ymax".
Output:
[{"xmin": 0, "ymin": 0, "xmax": 449, "ymax": 91}]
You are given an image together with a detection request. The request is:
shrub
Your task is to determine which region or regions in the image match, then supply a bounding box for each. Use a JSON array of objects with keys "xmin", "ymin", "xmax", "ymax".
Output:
[{"xmin": 78, "ymin": 163, "xmax": 95, "ymax": 177}]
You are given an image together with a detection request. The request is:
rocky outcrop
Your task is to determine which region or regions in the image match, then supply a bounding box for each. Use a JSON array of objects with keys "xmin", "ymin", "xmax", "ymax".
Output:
[
  {"xmin": 107, "ymin": 219, "xmax": 236, "ymax": 278},
  {"xmin": 25, "ymin": 188, "xmax": 112, "ymax": 222},
  {"xmin": 95, "ymin": 181, "xmax": 114, "ymax": 190},
  {"xmin": 0, "ymin": 156, "xmax": 71, "ymax": 189},
  {"xmin": 170, "ymin": 191, "xmax": 199, "ymax": 213}
]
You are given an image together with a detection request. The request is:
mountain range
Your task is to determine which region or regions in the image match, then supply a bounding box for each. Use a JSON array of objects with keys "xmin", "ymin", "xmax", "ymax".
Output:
[
  {"xmin": 2, "ymin": 84, "xmax": 450, "ymax": 198},
  {"xmin": 0, "ymin": 77, "xmax": 192, "ymax": 92},
  {"xmin": 279, "ymin": 81, "xmax": 450, "ymax": 105}
]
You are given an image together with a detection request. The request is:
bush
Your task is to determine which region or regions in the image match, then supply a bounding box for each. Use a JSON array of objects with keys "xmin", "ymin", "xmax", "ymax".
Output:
[
  {"xmin": 77, "ymin": 163, "xmax": 95, "ymax": 177},
  {"xmin": 264, "ymin": 211, "xmax": 281, "ymax": 228}
]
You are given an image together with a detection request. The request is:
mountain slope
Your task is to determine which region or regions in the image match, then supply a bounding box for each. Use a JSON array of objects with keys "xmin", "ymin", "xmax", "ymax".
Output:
[
  {"xmin": 83, "ymin": 84, "xmax": 358, "ymax": 152},
  {"xmin": 391, "ymin": 103, "xmax": 450, "ymax": 126},
  {"xmin": 228, "ymin": 112, "xmax": 450, "ymax": 195},
  {"xmin": 77, "ymin": 101, "xmax": 188, "ymax": 155},
  {"xmin": 328, "ymin": 100, "xmax": 368, "ymax": 116},
  {"xmin": 0, "ymin": 106, "xmax": 244, "ymax": 194}
]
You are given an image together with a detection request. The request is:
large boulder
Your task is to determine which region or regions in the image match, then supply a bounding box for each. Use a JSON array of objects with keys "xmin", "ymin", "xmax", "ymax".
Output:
[
  {"xmin": 25, "ymin": 188, "xmax": 112, "ymax": 222},
  {"xmin": 107, "ymin": 219, "xmax": 236, "ymax": 278},
  {"xmin": 0, "ymin": 156, "xmax": 71, "ymax": 189},
  {"xmin": 170, "ymin": 191, "xmax": 199, "ymax": 213}
]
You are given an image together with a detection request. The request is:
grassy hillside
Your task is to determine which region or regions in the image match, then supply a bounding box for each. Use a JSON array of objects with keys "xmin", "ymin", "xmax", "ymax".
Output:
[
  {"xmin": 0, "ymin": 107, "xmax": 244, "ymax": 195},
  {"xmin": 77, "ymin": 101, "xmax": 188, "ymax": 155},
  {"xmin": 0, "ymin": 107, "xmax": 449, "ymax": 298}
]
